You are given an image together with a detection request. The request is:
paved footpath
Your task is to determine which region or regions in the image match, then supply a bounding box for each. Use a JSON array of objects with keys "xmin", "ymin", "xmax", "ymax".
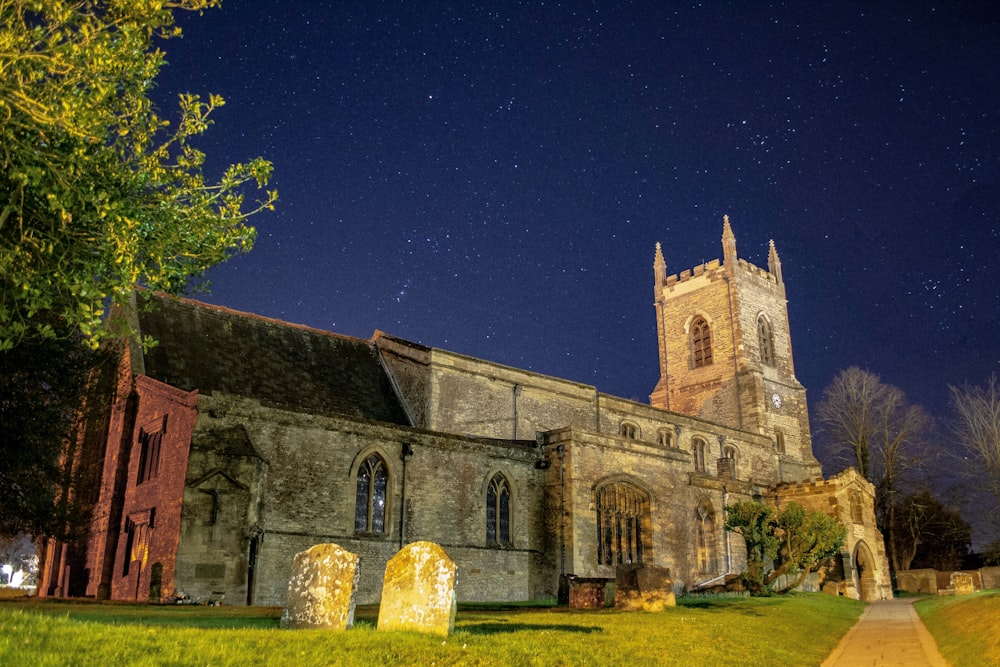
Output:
[{"xmin": 822, "ymin": 598, "xmax": 948, "ymax": 667}]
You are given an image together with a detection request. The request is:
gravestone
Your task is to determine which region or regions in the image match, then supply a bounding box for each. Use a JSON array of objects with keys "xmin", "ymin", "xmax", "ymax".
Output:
[
  {"xmin": 377, "ymin": 541, "xmax": 456, "ymax": 637},
  {"xmin": 567, "ymin": 576, "xmax": 610, "ymax": 609},
  {"xmin": 950, "ymin": 572, "xmax": 975, "ymax": 595},
  {"xmin": 615, "ymin": 563, "xmax": 676, "ymax": 611},
  {"xmin": 280, "ymin": 543, "xmax": 359, "ymax": 630}
]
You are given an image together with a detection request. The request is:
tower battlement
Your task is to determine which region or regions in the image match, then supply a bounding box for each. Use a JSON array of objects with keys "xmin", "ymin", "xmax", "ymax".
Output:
[{"xmin": 661, "ymin": 256, "xmax": 780, "ymax": 291}]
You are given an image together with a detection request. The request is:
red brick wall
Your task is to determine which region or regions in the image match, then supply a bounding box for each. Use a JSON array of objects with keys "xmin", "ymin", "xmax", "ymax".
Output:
[{"xmin": 110, "ymin": 375, "xmax": 197, "ymax": 601}]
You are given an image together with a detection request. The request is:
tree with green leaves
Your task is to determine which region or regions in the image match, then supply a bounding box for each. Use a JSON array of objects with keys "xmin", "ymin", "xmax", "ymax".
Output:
[
  {"xmin": 0, "ymin": 0, "xmax": 275, "ymax": 541},
  {"xmin": 0, "ymin": 330, "xmax": 111, "ymax": 539},
  {"xmin": 0, "ymin": 0, "xmax": 277, "ymax": 349},
  {"xmin": 726, "ymin": 500, "xmax": 846, "ymax": 595}
]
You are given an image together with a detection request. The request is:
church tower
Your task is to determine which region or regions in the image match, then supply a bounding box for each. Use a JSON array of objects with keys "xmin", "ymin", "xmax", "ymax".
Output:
[{"xmin": 650, "ymin": 216, "xmax": 818, "ymax": 469}]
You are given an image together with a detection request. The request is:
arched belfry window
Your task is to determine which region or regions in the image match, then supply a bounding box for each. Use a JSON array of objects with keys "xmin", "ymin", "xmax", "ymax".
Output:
[
  {"xmin": 722, "ymin": 445, "xmax": 740, "ymax": 479},
  {"xmin": 757, "ymin": 315, "xmax": 775, "ymax": 366},
  {"xmin": 486, "ymin": 473, "xmax": 511, "ymax": 545},
  {"xmin": 696, "ymin": 500, "xmax": 718, "ymax": 574},
  {"xmin": 595, "ymin": 481, "xmax": 648, "ymax": 566},
  {"xmin": 355, "ymin": 454, "xmax": 388, "ymax": 533},
  {"xmin": 692, "ymin": 437, "xmax": 708, "ymax": 472},
  {"xmin": 690, "ymin": 316, "xmax": 713, "ymax": 368}
]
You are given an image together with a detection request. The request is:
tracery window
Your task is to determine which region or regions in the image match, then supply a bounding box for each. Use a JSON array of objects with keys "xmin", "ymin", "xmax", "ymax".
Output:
[
  {"xmin": 696, "ymin": 501, "xmax": 717, "ymax": 574},
  {"xmin": 355, "ymin": 454, "xmax": 388, "ymax": 533},
  {"xmin": 692, "ymin": 437, "xmax": 707, "ymax": 472},
  {"xmin": 757, "ymin": 315, "xmax": 775, "ymax": 366},
  {"xmin": 595, "ymin": 482, "xmax": 647, "ymax": 566},
  {"xmin": 620, "ymin": 422, "xmax": 638, "ymax": 439},
  {"xmin": 486, "ymin": 473, "xmax": 511, "ymax": 545},
  {"xmin": 690, "ymin": 316, "xmax": 713, "ymax": 368}
]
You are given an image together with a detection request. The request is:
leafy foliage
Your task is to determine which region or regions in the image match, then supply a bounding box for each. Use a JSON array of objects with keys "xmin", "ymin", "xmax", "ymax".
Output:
[
  {"xmin": 0, "ymin": 0, "xmax": 276, "ymax": 349},
  {"xmin": 0, "ymin": 333, "xmax": 111, "ymax": 538},
  {"xmin": 726, "ymin": 500, "xmax": 846, "ymax": 595}
]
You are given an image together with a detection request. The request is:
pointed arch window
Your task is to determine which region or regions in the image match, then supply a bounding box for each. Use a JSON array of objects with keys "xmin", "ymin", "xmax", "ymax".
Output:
[
  {"xmin": 691, "ymin": 317, "xmax": 713, "ymax": 368},
  {"xmin": 355, "ymin": 454, "xmax": 388, "ymax": 533},
  {"xmin": 595, "ymin": 482, "xmax": 648, "ymax": 566},
  {"xmin": 696, "ymin": 501, "xmax": 718, "ymax": 574},
  {"xmin": 757, "ymin": 315, "xmax": 775, "ymax": 366},
  {"xmin": 486, "ymin": 473, "xmax": 511, "ymax": 545}
]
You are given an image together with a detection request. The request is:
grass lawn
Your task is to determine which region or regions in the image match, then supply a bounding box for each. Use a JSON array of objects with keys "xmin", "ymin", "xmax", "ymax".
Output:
[
  {"xmin": 915, "ymin": 590, "xmax": 1000, "ymax": 667},
  {"xmin": 0, "ymin": 593, "xmax": 864, "ymax": 666}
]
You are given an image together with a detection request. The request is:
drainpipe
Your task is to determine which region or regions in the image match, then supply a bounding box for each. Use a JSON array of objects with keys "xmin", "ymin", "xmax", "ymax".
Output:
[
  {"xmin": 723, "ymin": 486, "xmax": 732, "ymax": 573},
  {"xmin": 557, "ymin": 444, "xmax": 566, "ymax": 576},
  {"xmin": 512, "ymin": 383, "xmax": 522, "ymax": 440},
  {"xmin": 399, "ymin": 442, "xmax": 413, "ymax": 549}
]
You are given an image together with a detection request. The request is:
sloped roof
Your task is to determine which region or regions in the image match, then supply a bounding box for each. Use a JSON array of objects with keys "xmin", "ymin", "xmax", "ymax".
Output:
[{"xmin": 136, "ymin": 293, "xmax": 410, "ymax": 425}]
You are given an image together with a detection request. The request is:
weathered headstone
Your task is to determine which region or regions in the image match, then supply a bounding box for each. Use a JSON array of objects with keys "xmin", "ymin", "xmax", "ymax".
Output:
[
  {"xmin": 615, "ymin": 563, "xmax": 676, "ymax": 611},
  {"xmin": 377, "ymin": 541, "xmax": 456, "ymax": 636},
  {"xmin": 822, "ymin": 580, "xmax": 840, "ymax": 596},
  {"xmin": 280, "ymin": 543, "xmax": 359, "ymax": 630},
  {"xmin": 950, "ymin": 572, "xmax": 975, "ymax": 595},
  {"xmin": 567, "ymin": 576, "xmax": 609, "ymax": 609}
]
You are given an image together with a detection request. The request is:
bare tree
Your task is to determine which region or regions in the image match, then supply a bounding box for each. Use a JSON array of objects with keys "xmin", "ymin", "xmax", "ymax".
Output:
[
  {"xmin": 892, "ymin": 489, "xmax": 971, "ymax": 572},
  {"xmin": 949, "ymin": 375, "xmax": 1000, "ymax": 536},
  {"xmin": 816, "ymin": 367, "xmax": 932, "ymax": 572}
]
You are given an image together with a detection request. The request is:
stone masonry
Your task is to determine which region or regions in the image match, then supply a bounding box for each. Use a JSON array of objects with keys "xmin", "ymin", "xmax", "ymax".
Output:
[{"xmin": 39, "ymin": 217, "xmax": 890, "ymax": 606}]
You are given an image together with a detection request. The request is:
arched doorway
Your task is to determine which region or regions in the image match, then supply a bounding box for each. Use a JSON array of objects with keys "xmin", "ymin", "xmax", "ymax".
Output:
[{"xmin": 853, "ymin": 541, "xmax": 879, "ymax": 601}]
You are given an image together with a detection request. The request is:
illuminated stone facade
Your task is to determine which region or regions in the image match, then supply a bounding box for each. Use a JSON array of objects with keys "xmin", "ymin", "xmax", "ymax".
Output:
[{"xmin": 39, "ymin": 218, "xmax": 890, "ymax": 605}]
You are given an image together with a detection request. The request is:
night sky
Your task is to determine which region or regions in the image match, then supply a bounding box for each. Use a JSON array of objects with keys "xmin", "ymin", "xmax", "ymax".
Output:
[{"xmin": 153, "ymin": 3, "xmax": 999, "ymax": 446}]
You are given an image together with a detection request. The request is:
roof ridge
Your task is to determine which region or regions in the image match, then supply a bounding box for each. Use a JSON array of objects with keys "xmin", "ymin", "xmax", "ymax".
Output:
[{"xmin": 145, "ymin": 290, "xmax": 373, "ymax": 344}]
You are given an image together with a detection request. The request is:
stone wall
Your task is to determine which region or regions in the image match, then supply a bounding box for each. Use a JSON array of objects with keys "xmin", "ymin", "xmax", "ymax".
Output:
[
  {"xmin": 896, "ymin": 568, "xmax": 999, "ymax": 595},
  {"xmin": 172, "ymin": 393, "xmax": 549, "ymax": 605},
  {"xmin": 111, "ymin": 375, "xmax": 199, "ymax": 601},
  {"xmin": 654, "ymin": 261, "xmax": 739, "ymax": 423},
  {"xmin": 541, "ymin": 428, "xmax": 754, "ymax": 593},
  {"xmin": 981, "ymin": 566, "xmax": 1000, "ymax": 589}
]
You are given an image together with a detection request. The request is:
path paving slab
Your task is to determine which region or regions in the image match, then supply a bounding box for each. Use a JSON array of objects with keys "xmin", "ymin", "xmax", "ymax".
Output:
[{"xmin": 822, "ymin": 598, "xmax": 947, "ymax": 667}]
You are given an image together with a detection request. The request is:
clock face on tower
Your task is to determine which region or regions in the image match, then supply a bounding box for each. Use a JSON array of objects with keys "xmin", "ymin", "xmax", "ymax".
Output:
[{"xmin": 771, "ymin": 392, "xmax": 782, "ymax": 409}]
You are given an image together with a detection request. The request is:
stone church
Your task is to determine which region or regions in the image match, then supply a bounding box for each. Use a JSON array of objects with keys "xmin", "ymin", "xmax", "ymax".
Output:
[{"xmin": 39, "ymin": 217, "xmax": 891, "ymax": 605}]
